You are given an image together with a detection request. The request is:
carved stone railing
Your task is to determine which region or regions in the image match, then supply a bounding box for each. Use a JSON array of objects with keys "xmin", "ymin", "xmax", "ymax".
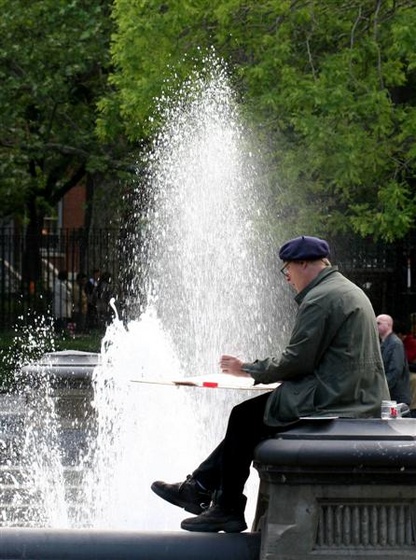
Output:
[{"xmin": 253, "ymin": 418, "xmax": 416, "ymax": 560}]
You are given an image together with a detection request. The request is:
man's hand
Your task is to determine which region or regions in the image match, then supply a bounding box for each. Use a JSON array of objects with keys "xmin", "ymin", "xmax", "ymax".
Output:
[{"xmin": 219, "ymin": 355, "xmax": 250, "ymax": 377}]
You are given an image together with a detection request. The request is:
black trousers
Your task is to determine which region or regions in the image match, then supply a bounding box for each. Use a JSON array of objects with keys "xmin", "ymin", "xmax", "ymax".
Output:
[{"xmin": 192, "ymin": 391, "xmax": 276, "ymax": 508}]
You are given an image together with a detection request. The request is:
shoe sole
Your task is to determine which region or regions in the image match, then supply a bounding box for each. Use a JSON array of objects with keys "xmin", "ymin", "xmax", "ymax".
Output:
[
  {"xmin": 180, "ymin": 519, "xmax": 247, "ymax": 533},
  {"xmin": 151, "ymin": 482, "xmax": 205, "ymax": 515}
]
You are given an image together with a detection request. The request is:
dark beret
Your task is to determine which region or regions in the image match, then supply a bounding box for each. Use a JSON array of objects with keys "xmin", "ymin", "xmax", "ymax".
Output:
[{"xmin": 279, "ymin": 235, "xmax": 330, "ymax": 262}]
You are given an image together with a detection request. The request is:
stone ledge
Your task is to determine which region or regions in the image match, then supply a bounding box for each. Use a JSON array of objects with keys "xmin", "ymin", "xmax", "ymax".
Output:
[{"xmin": 253, "ymin": 418, "xmax": 416, "ymax": 560}]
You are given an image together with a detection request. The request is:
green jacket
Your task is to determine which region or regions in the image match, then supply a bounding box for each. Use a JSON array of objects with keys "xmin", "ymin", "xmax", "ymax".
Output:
[{"xmin": 243, "ymin": 266, "xmax": 389, "ymax": 426}]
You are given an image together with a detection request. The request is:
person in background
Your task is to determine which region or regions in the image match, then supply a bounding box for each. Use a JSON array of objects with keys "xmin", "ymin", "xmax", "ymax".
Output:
[
  {"xmin": 395, "ymin": 319, "xmax": 416, "ymax": 367},
  {"xmin": 72, "ymin": 272, "xmax": 88, "ymax": 333},
  {"xmin": 96, "ymin": 271, "xmax": 113, "ymax": 327},
  {"xmin": 151, "ymin": 235, "xmax": 389, "ymax": 534},
  {"xmin": 395, "ymin": 319, "xmax": 416, "ymax": 417},
  {"xmin": 53, "ymin": 269, "xmax": 72, "ymax": 334},
  {"xmin": 376, "ymin": 314, "xmax": 411, "ymax": 408},
  {"xmin": 85, "ymin": 268, "xmax": 100, "ymax": 329}
]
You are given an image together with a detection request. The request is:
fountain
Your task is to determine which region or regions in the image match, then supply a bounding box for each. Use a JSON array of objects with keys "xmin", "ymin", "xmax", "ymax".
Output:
[
  {"xmin": 75, "ymin": 57, "xmax": 293, "ymax": 531},
  {"xmin": 1, "ymin": 55, "xmax": 293, "ymax": 543}
]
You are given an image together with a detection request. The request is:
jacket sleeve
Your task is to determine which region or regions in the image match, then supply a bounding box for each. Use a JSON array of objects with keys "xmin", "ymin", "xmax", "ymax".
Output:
[{"xmin": 242, "ymin": 299, "xmax": 330, "ymax": 384}]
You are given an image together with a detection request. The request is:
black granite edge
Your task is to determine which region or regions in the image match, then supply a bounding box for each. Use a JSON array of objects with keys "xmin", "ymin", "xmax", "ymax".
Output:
[{"xmin": 271, "ymin": 418, "xmax": 416, "ymax": 440}]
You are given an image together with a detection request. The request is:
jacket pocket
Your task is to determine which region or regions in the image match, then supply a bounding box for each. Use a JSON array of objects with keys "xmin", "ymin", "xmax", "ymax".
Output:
[{"xmin": 265, "ymin": 374, "xmax": 317, "ymax": 425}]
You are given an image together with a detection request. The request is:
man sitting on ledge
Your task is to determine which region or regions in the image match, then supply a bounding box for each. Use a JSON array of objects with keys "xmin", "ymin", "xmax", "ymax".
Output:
[{"xmin": 151, "ymin": 235, "xmax": 390, "ymax": 534}]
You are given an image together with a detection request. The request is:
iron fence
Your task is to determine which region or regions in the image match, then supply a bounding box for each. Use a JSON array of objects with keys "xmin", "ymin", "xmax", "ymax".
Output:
[
  {"xmin": 0, "ymin": 228, "xmax": 414, "ymax": 331},
  {"xmin": 0, "ymin": 227, "xmax": 130, "ymax": 330}
]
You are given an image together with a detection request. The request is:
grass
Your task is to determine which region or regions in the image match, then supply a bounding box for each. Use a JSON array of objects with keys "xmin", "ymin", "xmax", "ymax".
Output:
[
  {"xmin": 0, "ymin": 328, "xmax": 104, "ymax": 392},
  {"xmin": 54, "ymin": 331, "xmax": 104, "ymax": 353}
]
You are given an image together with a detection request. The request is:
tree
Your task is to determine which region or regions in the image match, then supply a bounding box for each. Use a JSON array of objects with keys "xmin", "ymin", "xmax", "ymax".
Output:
[
  {"xmin": 101, "ymin": 0, "xmax": 416, "ymax": 242},
  {"xmin": 0, "ymin": 0, "xmax": 129, "ymax": 284}
]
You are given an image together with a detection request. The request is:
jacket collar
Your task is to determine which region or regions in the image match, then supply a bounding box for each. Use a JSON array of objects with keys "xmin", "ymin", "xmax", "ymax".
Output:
[{"xmin": 294, "ymin": 266, "xmax": 339, "ymax": 305}]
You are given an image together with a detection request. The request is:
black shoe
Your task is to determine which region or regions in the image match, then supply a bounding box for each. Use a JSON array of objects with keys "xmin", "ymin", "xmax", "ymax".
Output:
[
  {"xmin": 181, "ymin": 503, "xmax": 247, "ymax": 533},
  {"xmin": 151, "ymin": 475, "xmax": 212, "ymax": 515}
]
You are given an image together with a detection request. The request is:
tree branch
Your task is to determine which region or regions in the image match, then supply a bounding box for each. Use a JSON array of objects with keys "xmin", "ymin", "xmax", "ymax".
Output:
[
  {"xmin": 373, "ymin": 0, "xmax": 384, "ymax": 89},
  {"xmin": 305, "ymin": 36, "xmax": 317, "ymax": 79}
]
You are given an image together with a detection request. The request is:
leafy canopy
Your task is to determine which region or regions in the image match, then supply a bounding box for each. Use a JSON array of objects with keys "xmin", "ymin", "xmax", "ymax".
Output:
[
  {"xmin": 102, "ymin": 0, "xmax": 416, "ymax": 241},
  {"xmin": 0, "ymin": 0, "xmax": 120, "ymax": 224}
]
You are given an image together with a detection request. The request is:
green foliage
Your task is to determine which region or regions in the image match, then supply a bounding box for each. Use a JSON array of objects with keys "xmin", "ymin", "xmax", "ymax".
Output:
[
  {"xmin": 98, "ymin": 0, "xmax": 223, "ymax": 141},
  {"xmin": 0, "ymin": 0, "xmax": 126, "ymax": 224},
  {"xmin": 102, "ymin": 0, "xmax": 416, "ymax": 242},
  {"xmin": 4, "ymin": 0, "xmax": 416, "ymax": 242}
]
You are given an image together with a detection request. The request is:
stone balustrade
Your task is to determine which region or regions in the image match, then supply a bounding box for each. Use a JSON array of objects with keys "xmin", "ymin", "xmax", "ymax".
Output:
[{"xmin": 253, "ymin": 418, "xmax": 416, "ymax": 560}]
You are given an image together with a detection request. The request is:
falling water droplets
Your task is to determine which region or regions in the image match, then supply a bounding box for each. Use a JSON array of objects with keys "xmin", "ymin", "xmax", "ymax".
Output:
[{"xmin": 3, "ymin": 54, "xmax": 294, "ymax": 531}]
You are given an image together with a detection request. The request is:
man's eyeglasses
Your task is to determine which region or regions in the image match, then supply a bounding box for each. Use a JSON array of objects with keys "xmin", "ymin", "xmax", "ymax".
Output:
[{"xmin": 280, "ymin": 262, "xmax": 290, "ymax": 277}]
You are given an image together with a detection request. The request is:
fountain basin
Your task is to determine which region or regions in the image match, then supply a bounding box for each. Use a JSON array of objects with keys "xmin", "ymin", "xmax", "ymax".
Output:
[
  {"xmin": 253, "ymin": 418, "xmax": 416, "ymax": 560},
  {"xmin": 0, "ymin": 351, "xmax": 100, "ymax": 528},
  {"xmin": 20, "ymin": 350, "xmax": 100, "ymax": 466},
  {"xmin": 20, "ymin": 350, "xmax": 100, "ymax": 387}
]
